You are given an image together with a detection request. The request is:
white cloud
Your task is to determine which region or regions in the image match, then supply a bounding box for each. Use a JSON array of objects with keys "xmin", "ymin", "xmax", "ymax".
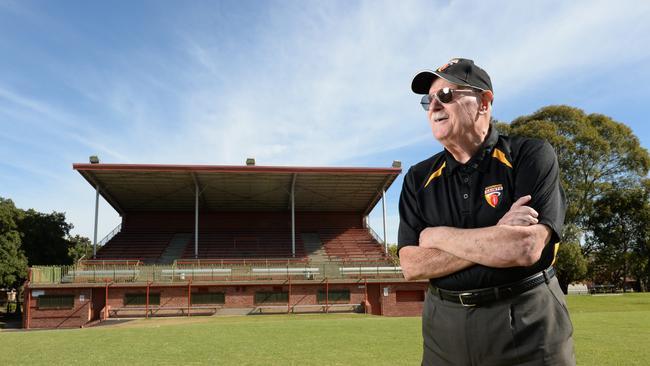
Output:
[{"xmin": 2, "ymin": 0, "xmax": 650, "ymax": 239}]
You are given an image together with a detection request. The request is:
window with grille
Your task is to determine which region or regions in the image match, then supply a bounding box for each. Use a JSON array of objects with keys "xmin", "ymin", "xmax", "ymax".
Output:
[
  {"xmin": 124, "ymin": 293, "xmax": 160, "ymax": 306},
  {"xmin": 396, "ymin": 290, "xmax": 425, "ymax": 302},
  {"xmin": 37, "ymin": 295, "xmax": 74, "ymax": 309},
  {"xmin": 254, "ymin": 291, "xmax": 288, "ymax": 304},
  {"xmin": 191, "ymin": 292, "xmax": 225, "ymax": 305},
  {"xmin": 317, "ymin": 290, "xmax": 350, "ymax": 303}
]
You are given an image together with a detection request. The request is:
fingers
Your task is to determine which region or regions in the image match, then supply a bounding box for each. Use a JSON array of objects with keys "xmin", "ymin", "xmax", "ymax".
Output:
[
  {"xmin": 497, "ymin": 205, "xmax": 539, "ymax": 226},
  {"xmin": 518, "ymin": 206, "xmax": 539, "ymax": 218},
  {"xmin": 510, "ymin": 195, "xmax": 532, "ymax": 209},
  {"xmin": 497, "ymin": 214, "xmax": 537, "ymax": 226},
  {"xmin": 497, "ymin": 195, "xmax": 537, "ymax": 226},
  {"xmin": 517, "ymin": 213, "xmax": 538, "ymax": 225}
]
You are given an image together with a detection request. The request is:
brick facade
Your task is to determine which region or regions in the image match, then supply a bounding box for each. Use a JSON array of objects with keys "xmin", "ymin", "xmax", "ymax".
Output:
[
  {"xmin": 25, "ymin": 288, "xmax": 92, "ymax": 329},
  {"xmin": 378, "ymin": 282, "xmax": 428, "ymax": 317},
  {"xmin": 25, "ymin": 281, "xmax": 425, "ymax": 328}
]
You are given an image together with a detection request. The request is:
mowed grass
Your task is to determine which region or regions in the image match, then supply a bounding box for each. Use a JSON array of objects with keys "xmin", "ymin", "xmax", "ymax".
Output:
[
  {"xmin": 0, "ymin": 314, "xmax": 422, "ymax": 366},
  {"xmin": 0, "ymin": 293, "xmax": 648, "ymax": 365},
  {"xmin": 567, "ymin": 293, "xmax": 650, "ymax": 366}
]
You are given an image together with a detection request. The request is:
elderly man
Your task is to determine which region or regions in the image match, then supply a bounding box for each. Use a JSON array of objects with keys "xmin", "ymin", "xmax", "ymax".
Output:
[{"xmin": 398, "ymin": 58, "xmax": 575, "ymax": 365}]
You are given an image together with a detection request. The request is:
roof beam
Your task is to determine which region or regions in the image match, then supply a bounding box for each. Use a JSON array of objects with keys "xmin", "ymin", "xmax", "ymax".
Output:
[
  {"xmin": 82, "ymin": 171, "xmax": 125, "ymax": 216},
  {"xmin": 73, "ymin": 166, "xmax": 401, "ymax": 213},
  {"xmin": 297, "ymin": 185, "xmax": 358, "ymax": 211},
  {"xmin": 287, "ymin": 173, "xmax": 297, "ymax": 209},
  {"xmin": 362, "ymin": 175, "xmax": 393, "ymax": 216},
  {"xmin": 190, "ymin": 172, "xmax": 207, "ymax": 210}
]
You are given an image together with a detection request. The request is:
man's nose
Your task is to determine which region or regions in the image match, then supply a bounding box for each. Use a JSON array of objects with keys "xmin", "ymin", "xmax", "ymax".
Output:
[{"xmin": 431, "ymin": 98, "xmax": 444, "ymax": 111}]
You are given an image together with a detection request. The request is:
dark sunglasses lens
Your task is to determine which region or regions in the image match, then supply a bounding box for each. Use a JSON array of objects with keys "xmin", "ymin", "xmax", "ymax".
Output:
[
  {"xmin": 437, "ymin": 88, "xmax": 453, "ymax": 103},
  {"xmin": 420, "ymin": 95, "xmax": 431, "ymax": 110}
]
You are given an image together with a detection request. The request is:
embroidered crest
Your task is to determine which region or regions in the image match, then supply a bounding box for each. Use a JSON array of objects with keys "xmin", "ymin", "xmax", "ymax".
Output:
[
  {"xmin": 484, "ymin": 184, "xmax": 503, "ymax": 208},
  {"xmin": 437, "ymin": 58, "xmax": 460, "ymax": 72}
]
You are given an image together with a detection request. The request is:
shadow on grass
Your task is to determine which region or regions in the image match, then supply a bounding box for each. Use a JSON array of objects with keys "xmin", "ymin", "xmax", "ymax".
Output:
[{"xmin": 0, "ymin": 308, "xmax": 22, "ymax": 330}]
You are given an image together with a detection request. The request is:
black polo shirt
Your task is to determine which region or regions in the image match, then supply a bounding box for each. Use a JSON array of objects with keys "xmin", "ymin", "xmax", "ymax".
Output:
[{"xmin": 397, "ymin": 126, "xmax": 566, "ymax": 291}]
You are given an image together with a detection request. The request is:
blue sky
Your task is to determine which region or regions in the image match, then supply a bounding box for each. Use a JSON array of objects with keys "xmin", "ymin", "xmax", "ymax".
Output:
[{"xmin": 1, "ymin": 0, "xmax": 650, "ymax": 244}]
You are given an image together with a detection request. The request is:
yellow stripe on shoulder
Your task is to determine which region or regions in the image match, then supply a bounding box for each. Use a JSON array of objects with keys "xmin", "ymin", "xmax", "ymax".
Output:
[
  {"xmin": 424, "ymin": 162, "xmax": 446, "ymax": 188},
  {"xmin": 551, "ymin": 243, "xmax": 560, "ymax": 266},
  {"xmin": 492, "ymin": 148, "xmax": 513, "ymax": 168}
]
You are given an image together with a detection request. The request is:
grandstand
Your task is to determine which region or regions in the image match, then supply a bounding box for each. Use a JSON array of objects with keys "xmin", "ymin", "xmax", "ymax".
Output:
[{"xmin": 23, "ymin": 162, "xmax": 428, "ymax": 329}]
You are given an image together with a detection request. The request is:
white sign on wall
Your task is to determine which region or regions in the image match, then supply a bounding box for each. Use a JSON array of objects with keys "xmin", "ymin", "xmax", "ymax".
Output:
[
  {"xmin": 31, "ymin": 290, "xmax": 44, "ymax": 297},
  {"xmin": 80, "ymin": 294, "xmax": 85, "ymax": 302},
  {"xmin": 383, "ymin": 287, "xmax": 389, "ymax": 297}
]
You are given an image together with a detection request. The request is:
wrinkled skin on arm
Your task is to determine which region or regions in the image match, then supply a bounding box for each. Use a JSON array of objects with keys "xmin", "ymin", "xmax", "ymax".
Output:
[{"xmin": 400, "ymin": 195, "xmax": 549, "ymax": 281}]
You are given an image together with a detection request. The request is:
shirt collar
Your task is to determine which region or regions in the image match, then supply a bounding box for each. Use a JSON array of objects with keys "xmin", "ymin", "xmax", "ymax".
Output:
[{"xmin": 444, "ymin": 124, "xmax": 499, "ymax": 176}]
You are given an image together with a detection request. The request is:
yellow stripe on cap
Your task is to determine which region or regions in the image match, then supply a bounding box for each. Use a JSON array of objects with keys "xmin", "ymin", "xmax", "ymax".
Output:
[
  {"xmin": 424, "ymin": 162, "xmax": 446, "ymax": 188},
  {"xmin": 492, "ymin": 148, "xmax": 513, "ymax": 168},
  {"xmin": 551, "ymin": 243, "xmax": 560, "ymax": 266}
]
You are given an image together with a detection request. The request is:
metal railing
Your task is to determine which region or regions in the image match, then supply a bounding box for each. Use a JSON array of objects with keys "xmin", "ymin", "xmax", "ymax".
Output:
[
  {"xmin": 366, "ymin": 224, "xmax": 385, "ymax": 246},
  {"xmin": 29, "ymin": 260, "xmax": 404, "ymax": 285},
  {"xmin": 98, "ymin": 223, "xmax": 122, "ymax": 247}
]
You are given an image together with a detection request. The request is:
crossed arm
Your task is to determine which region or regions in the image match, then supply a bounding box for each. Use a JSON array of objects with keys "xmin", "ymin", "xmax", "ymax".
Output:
[{"xmin": 400, "ymin": 195, "xmax": 552, "ymax": 281}]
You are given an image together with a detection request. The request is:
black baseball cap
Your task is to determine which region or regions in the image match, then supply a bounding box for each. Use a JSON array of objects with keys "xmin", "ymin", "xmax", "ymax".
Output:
[{"xmin": 411, "ymin": 58, "xmax": 493, "ymax": 95}]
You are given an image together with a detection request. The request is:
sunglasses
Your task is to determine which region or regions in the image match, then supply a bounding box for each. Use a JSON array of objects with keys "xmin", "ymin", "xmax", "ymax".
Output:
[{"xmin": 420, "ymin": 87, "xmax": 479, "ymax": 111}]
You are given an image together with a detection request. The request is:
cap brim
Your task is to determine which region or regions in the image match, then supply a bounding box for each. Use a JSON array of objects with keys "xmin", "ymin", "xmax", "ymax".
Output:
[
  {"xmin": 411, "ymin": 70, "xmax": 475, "ymax": 94},
  {"xmin": 411, "ymin": 70, "xmax": 435, "ymax": 94}
]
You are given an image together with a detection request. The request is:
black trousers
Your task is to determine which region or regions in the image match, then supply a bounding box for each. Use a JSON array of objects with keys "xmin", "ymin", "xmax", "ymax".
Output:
[{"xmin": 421, "ymin": 277, "xmax": 575, "ymax": 366}]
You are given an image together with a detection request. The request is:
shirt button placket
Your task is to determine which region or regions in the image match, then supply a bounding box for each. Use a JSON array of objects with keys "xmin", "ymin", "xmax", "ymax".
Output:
[{"xmin": 459, "ymin": 173, "xmax": 471, "ymax": 215}]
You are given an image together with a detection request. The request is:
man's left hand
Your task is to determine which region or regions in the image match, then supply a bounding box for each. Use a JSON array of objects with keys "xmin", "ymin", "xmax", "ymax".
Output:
[{"xmin": 497, "ymin": 195, "xmax": 538, "ymax": 226}]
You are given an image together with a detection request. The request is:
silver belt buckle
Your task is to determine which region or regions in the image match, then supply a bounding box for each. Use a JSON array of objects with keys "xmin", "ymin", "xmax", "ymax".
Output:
[{"xmin": 459, "ymin": 292, "xmax": 476, "ymax": 307}]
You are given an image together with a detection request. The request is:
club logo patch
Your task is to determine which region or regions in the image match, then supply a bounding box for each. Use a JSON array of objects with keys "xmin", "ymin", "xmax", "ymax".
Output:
[
  {"xmin": 437, "ymin": 58, "xmax": 460, "ymax": 72},
  {"xmin": 484, "ymin": 184, "xmax": 503, "ymax": 208}
]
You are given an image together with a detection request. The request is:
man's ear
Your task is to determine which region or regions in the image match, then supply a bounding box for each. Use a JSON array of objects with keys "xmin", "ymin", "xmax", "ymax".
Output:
[{"xmin": 482, "ymin": 90, "xmax": 494, "ymax": 107}]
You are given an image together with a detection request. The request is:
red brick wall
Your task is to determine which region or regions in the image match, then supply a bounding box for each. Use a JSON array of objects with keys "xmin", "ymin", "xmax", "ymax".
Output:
[
  {"xmin": 375, "ymin": 282, "xmax": 427, "ymax": 317},
  {"xmin": 104, "ymin": 283, "xmax": 366, "ymax": 309},
  {"xmin": 27, "ymin": 281, "xmax": 423, "ymax": 328},
  {"xmin": 106, "ymin": 286, "xmax": 191, "ymax": 310},
  {"xmin": 27, "ymin": 288, "xmax": 92, "ymax": 329}
]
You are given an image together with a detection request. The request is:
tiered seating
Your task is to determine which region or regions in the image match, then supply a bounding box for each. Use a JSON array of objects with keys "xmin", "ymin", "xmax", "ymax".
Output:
[
  {"xmin": 319, "ymin": 228, "xmax": 387, "ymax": 261},
  {"xmin": 96, "ymin": 231, "xmax": 175, "ymax": 261},
  {"xmin": 96, "ymin": 226, "xmax": 384, "ymax": 263},
  {"xmin": 181, "ymin": 229, "xmax": 306, "ymax": 259}
]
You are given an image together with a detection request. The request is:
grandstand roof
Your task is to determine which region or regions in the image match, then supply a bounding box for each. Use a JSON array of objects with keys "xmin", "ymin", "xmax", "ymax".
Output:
[{"xmin": 73, "ymin": 163, "xmax": 401, "ymax": 215}]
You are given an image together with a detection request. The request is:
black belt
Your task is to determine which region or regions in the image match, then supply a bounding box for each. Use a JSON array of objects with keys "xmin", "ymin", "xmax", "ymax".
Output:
[{"xmin": 429, "ymin": 267, "xmax": 555, "ymax": 307}]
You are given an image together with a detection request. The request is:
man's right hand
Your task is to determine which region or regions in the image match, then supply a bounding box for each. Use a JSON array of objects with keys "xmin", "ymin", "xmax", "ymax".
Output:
[{"xmin": 497, "ymin": 195, "xmax": 538, "ymax": 226}]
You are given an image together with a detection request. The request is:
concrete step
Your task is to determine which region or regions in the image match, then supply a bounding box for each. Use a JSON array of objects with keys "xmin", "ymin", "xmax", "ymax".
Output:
[
  {"xmin": 158, "ymin": 233, "xmax": 192, "ymax": 264},
  {"xmin": 302, "ymin": 233, "xmax": 328, "ymax": 261},
  {"xmin": 216, "ymin": 308, "xmax": 255, "ymax": 316}
]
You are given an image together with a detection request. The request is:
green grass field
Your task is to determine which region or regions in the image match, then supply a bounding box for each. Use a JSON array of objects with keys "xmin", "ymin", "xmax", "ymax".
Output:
[{"xmin": 1, "ymin": 293, "xmax": 649, "ymax": 365}]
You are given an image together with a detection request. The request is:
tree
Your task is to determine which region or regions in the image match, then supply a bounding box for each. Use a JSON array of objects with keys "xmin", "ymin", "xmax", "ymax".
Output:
[
  {"xmin": 67, "ymin": 235, "xmax": 92, "ymax": 263},
  {"xmin": 587, "ymin": 183, "xmax": 650, "ymax": 291},
  {"xmin": 0, "ymin": 198, "xmax": 28, "ymax": 288},
  {"xmin": 18, "ymin": 209, "xmax": 74, "ymax": 266},
  {"xmin": 496, "ymin": 106, "xmax": 650, "ymax": 289},
  {"xmin": 497, "ymin": 105, "xmax": 650, "ymax": 247},
  {"xmin": 554, "ymin": 241, "xmax": 588, "ymax": 293},
  {"xmin": 387, "ymin": 244, "xmax": 399, "ymax": 266}
]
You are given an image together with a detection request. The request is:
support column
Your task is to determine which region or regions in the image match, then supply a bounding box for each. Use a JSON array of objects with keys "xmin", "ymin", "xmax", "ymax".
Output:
[
  {"xmin": 146, "ymin": 282, "xmax": 150, "ymax": 319},
  {"xmin": 325, "ymin": 278, "xmax": 329, "ymax": 314},
  {"xmin": 364, "ymin": 278, "xmax": 368, "ymax": 315},
  {"xmin": 187, "ymin": 280, "xmax": 192, "ymax": 317},
  {"xmin": 381, "ymin": 190, "xmax": 387, "ymax": 254},
  {"xmin": 195, "ymin": 181, "xmax": 199, "ymax": 259},
  {"xmin": 93, "ymin": 186, "xmax": 100, "ymax": 258},
  {"xmin": 24, "ymin": 278, "xmax": 31, "ymax": 329},
  {"xmin": 104, "ymin": 280, "xmax": 109, "ymax": 320},
  {"xmin": 291, "ymin": 174, "xmax": 296, "ymax": 258},
  {"xmin": 287, "ymin": 276, "xmax": 292, "ymax": 314}
]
